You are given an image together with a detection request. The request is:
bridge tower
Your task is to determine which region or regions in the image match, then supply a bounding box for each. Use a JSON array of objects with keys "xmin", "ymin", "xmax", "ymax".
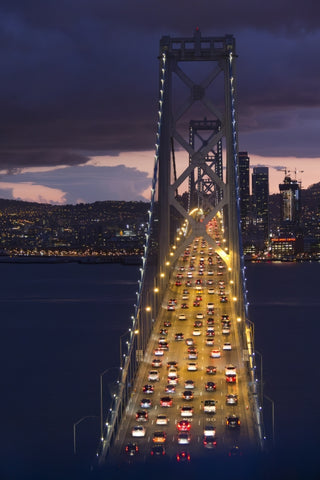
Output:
[{"xmin": 158, "ymin": 29, "xmax": 247, "ymax": 327}]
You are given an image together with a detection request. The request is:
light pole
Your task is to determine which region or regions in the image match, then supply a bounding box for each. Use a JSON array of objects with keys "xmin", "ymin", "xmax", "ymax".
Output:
[
  {"xmin": 100, "ymin": 367, "xmax": 119, "ymax": 442},
  {"xmin": 254, "ymin": 350, "xmax": 263, "ymax": 407},
  {"xmin": 264, "ymin": 394, "xmax": 275, "ymax": 448},
  {"xmin": 73, "ymin": 415, "xmax": 98, "ymax": 455},
  {"xmin": 119, "ymin": 331, "xmax": 129, "ymax": 368}
]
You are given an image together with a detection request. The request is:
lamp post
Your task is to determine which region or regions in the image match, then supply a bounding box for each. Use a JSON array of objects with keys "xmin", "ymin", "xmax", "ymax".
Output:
[
  {"xmin": 119, "ymin": 331, "xmax": 129, "ymax": 368},
  {"xmin": 73, "ymin": 415, "xmax": 98, "ymax": 455},
  {"xmin": 254, "ymin": 350, "xmax": 263, "ymax": 407},
  {"xmin": 100, "ymin": 367, "xmax": 119, "ymax": 442},
  {"xmin": 264, "ymin": 394, "xmax": 275, "ymax": 448}
]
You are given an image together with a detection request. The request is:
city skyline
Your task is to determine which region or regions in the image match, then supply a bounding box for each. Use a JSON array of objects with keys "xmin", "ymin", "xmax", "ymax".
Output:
[{"xmin": 1, "ymin": 1, "xmax": 320, "ymax": 204}]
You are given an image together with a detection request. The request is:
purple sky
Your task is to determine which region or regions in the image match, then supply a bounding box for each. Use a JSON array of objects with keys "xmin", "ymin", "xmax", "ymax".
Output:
[{"xmin": 1, "ymin": 0, "xmax": 319, "ymax": 203}]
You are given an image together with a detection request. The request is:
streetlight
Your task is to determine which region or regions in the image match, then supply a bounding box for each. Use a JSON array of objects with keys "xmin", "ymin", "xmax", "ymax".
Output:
[
  {"xmin": 119, "ymin": 331, "xmax": 130, "ymax": 368},
  {"xmin": 73, "ymin": 415, "xmax": 98, "ymax": 455},
  {"xmin": 264, "ymin": 394, "xmax": 275, "ymax": 448},
  {"xmin": 100, "ymin": 367, "xmax": 119, "ymax": 442}
]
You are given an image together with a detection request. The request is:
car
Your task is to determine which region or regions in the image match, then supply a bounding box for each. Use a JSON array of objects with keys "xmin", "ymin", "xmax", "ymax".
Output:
[
  {"xmin": 210, "ymin": 349, "xmax": 221, "ymax": 358},
  {"xmin": 207, "ymin": 318, "xmax": 214, "ymax": 326},
  {"xmin": 168, "ymin": 367, "xmax": 178, "ymax": 378},
  {"xmin": 203, "ymin": 425, "xmax": 216, "ymax": 437},
  {"xmin": 195, "ymin": 295, "xmax": 202, "ymax": 301},
  {"xmin": 169, "ymin": 298, "xmax": 177, "ymax": 305},
  {"xmin": 160, "ymin": 396, "xmax": 173, "ymax": 407},
  {"xmin": 167, "ymin": 375, "xmax": 179, "ymax": 385},
  {"xmin": 140, "ymin": 398, "xmax": 152, "ymax": 408},
  {"xmin": 175, "ymin": 280, "xmax": 182, "ymax": 286},
  {"xmin": 225, "ymin": 364, "xmax": 236, "ymax": 374},
  {"xmin": 188, "ymin": 350, "xmax": 198, "ymax": 360},
  {"xmin": 194, "ymin": 320, "xmax": 203, "ymax": 327},
  {"xmin": 226, "ymin": 374, "xmax": 236, "ymax": 383},
  {"xmin": 185, "ymin": 280, "xmax": 192, "ymax": 287},
  {"xmin": 207, "ymin": 302, "xmax": 214, "ymax": 310},
  {"xmin": 178, "ymin": 314, "xmax": 187, "ymax": 321},
  {"xmin": 187, "ymin": 272, "xmax": 193, "ymax": 278},
  {"xmin": 156, "ymin": 414, "xmax": 169, "ymax": 425},
  {"xmin": 193, "ymin": 300, "xmax": 200, "ymax": 307},
  {"xmin": 185, "ymin": 338, "xmax": 194, "ymax": 346},
  {"xmin": 136, "ymin": 410, "xmax": 148, "ymax": 422},
  {"xmin": 206, "ymin": 329, "xmax": 215, "ymax": 337},
  {"xmin": 192, "ymin": 329, "xmax": 201, "ymax": 336},
  {"xmin": 226, "ymin": 415, "xmax": 240, "ymax": 428},
  {"xmin": 181, "ymin": 303, "xmax": 189, "ymax": 309},
  {"xmin": 206, "ymin": 365, "xmax": 217, "ymax": 375},
  {"xmin": 175, "ymin": 332, "xmax": 184, "ymax": 341},
  {"xmin": 167, "ymin": 304, "xmax": 175, "ymax": 311},
  {"xmin": 208, "ymin": 288, "xmax": 215, "ymax": 294},
  {"xmin": 159, "ymin": 328, "xmax": 168, "ymax": 336},
  {"xmin": 158, "ymin": 341, "xmax": 169, "ymax": 351},
  {"xmin": 153, "ymin": 431, "xmax": 166, "ymax": 443},
  {"xmin": 184, "ymin": 379, "xmax": 195, "ymax": 389},
  {"xmin": 165, "ymin": 384, "xmax": 176, "ymax": 393},
  {"xmin": 222, "ymin": 327, "xmax": 230, "ymax": 335},
  {"xmin": 151, "ymin": 445, "xmax": 166, "ymax": 456},
  {"xmin": 222, "ymin": 320, "xmax": 231, "ymax": 328},
  {"xmin": 196, "ymin": 313, "xmax": 204, "ymax": 319},
  {"xmin": 125, "ymin": 442, "xmax": 139, "ymax": 456},
  {"xmin": 182, "ymin": 294, "xmax": 189, "ymax": 300},
  {"xmin": 187, "ymin": 362, "xmax": 198, "ymax": 371},
  {"xmin": 223, "ymin": 342, "xmax": 232, "ymax": 351},
  {"xmin": 195, "ymin": 279, "xmax": 202, "ymax": 285},
  {"xmin": 167, "ymin": 361, "xmax": 178, "ymax": 369},
  {"xmin": 176, "ymin": 451, "xmax": 191, "ymax": 462},
  {"xmin": 182, "ymin": 390, "xmax": 194, "ymax": 400},
  {"xmin": 203, "ymin": 435, "xmax": 217, "ymax": 448},
  {"xmin": 207, "ymin": 270, "xmax": 214, "ymax": 276},
  {"xmin": 221, "ymin": 314, "xmax": 229, "ymax": 321},
  {"xmin": 148, "ymin": 370, "xmax": 160, "ymax": 382},
  {"xmin": 183, "ymin": 289, "xmax": 189, "ymax": 295},
  {"xmin": 206, "ymin": 338, "xmax": 214, "ymax": 346},
  {"xmin": 177, "ymin": 420, "xmax": 191, "ymax": 432},
  {"xmin": 152, "ymin": 358, "xmax": 162, "ymax": 368},
  {"xmin": 154, "ymin": 348, "xmax": 164, "ymax": 356},
  {"xmin": 205, "ymin": 381, "xmax": 216, "ymax": 392},
  {"xmin": 177, "ymin": 433, "xmax": 191, "ymax": 445},
  {"xmin": 131, "ymin": 425, "xmax": 146, "ymax": 437},
  {"xmin": 143, "ymin": 384, "xmax": 154, "ymax": 394},
  {"xmin": 163, "ymin": 320, "xmax": 171, "ymax": 327},
  {"xmin": 180, "ymin": 406, "xmax": 193, "ymax": 417},
  {"xmin": 220, "ymin": 296, "xmax": 228, "ymax": 303},
  {"xmin": 226, "ymin": 394, "xmax": 238, "ymax": 405},
  {"xmin": 203, "ymin": 400, "xmax": 216, "ymax": 413}
]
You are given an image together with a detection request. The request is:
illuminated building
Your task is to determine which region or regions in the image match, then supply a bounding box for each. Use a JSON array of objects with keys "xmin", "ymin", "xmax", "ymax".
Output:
[
  {"xmin": 279, "ymin": 175, "xmax": 301, "ymax": 225},
  {"xmin": 252, "ymin": 167, "xmax": 269, "ymax": 247},
  {"xmin": 238, "ymin": 152, "xmax": 250, "ymax": 233}
]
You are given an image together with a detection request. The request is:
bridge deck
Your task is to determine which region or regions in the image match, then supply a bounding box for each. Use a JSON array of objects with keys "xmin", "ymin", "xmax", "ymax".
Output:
[{"xmin": 109, "ymin": 236, "xmax": 260, "ymax": 464}]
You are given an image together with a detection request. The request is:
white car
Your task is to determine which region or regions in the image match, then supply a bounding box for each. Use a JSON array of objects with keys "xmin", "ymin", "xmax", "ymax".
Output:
[
  {"xmin": 182, "ymin": 294, "xmax": 189, "ymax": 300},
  {"xmin": 154, "ymin": 348, "xmax": 164, "ymax": 356},
  {"xmin": 196, "ymin": 313, "xmax": 204, "ymax": 319},
  {"xmin": 206, "ymin": 338, "xmax": 214, "ymax": 346},
  {"xmin": 132, "ymin": 425, "xmax": 146, "ymax": 437},
  {"xmin": 180, "ymin": 406, "xmax": 193, "ymax": 417},
  {"xmin": 207, "ymin": 303, "xmax": 214, "ymax": 310},
  {"xmin": 156, "ymin": 414, "xmax": 169, "ymax": 425},
  {"xmin": 184, "ymin": 380, "xmax": 195, "ymax": 389},
  {"xmin": 177, "ymin": 433, "xmax": 191, "ymax": 444},
  {"xmin": 223, "ymin": 342, "xmax": 232, "ymax": 351},
  {"xmin": 204, "ymin": 425, "xmax": 216, "ymax": 437},
  {"xmin": 168, "ymin": 376, "xmax": 179, "ymax": 385},
  {"xmin": 210, "ymin": 349, "xmax": 221, "ymax": 358},
  {"xmin": 225, "ymin": 364, "xmax": 236, "ymax": 375},
  {"xmin": 187, "ymin": 362, "xmax": 198, "ymax": 371},
  {"xmin": 178, "ymin": 314, "xmax": 187, "ymax": 321},
  {"xmin": 208, "ymin": 288, "xmax": 215, "ymax": 295},
  {"xmin": 148, "ymin": 370, "xmax": 160, "ymax": 382},
  {"xmin": 222, "ymin": 327, "xmax": 230, "ymax": 335},
  {"xmin": 168, "ymin": 368, "xmax": 178, "ymax": 378},
  {"xmin": 192, "ymin": 329, "xmax": 201, "ymax": 336}
]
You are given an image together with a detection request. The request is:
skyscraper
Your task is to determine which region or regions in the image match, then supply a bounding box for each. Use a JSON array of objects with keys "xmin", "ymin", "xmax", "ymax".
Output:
[
  {"xmin": 279, "ymin": 175, "xmax": 301, "ymax": 225},
  {"xmin": 252, "ymin": 167, "xmax": 269, "ymax": 246},
  {"xmin": 238, "ymin": 152, "xmax": 250, "ymax": 233}
]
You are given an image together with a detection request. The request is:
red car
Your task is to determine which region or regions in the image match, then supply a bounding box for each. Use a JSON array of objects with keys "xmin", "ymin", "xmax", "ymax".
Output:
[{"xmin": 177, "ymin": 420, "xmax": 191, "ymax": 432}]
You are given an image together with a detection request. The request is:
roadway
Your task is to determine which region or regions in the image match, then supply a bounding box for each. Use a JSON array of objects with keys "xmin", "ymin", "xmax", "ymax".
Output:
[{"xmin": 110, "ymin": 235, "xmax": 259, "ymax": 464}]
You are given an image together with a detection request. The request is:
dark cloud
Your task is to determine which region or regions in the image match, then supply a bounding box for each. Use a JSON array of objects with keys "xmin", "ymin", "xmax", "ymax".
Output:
[{"xmin": 1, "ymin": 0, "xmax": 320, "ymax": 169}]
